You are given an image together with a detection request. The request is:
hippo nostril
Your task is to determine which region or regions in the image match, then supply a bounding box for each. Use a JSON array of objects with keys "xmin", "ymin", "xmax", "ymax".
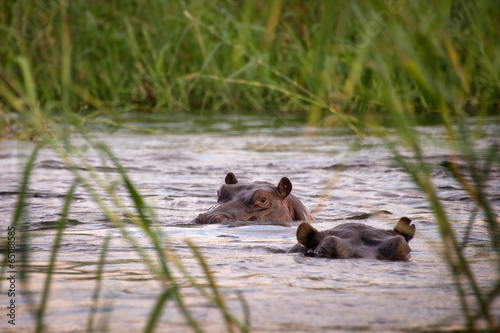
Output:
[
  {"xmin": 208, "ymin": 214, "xmax": 227, "ymax": 224},
  {"xmin": 194, "ymin": 213, "xmax": 206, "ymax": 224},
  {"xmin": 212, "ymin": 215, "xmax": 223, "ymax": 223}
]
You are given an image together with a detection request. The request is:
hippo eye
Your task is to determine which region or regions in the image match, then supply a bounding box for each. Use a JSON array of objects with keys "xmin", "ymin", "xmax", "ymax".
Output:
[
  {"xmin": 255, "ymin": 195, "xmax": 269, "ymax": 208},
  {"xmin": 258, "ymin": 196, "xmax": 268, "ymax": 205},
  {"xmin": 251, "ymin": 190, "xmax": 270, "ymax": 208}
]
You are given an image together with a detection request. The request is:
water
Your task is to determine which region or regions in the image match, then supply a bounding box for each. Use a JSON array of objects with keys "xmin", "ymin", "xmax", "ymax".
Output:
[{"xmin": 1, "ymin": 114, "xmax": 499, "ymax": 332}]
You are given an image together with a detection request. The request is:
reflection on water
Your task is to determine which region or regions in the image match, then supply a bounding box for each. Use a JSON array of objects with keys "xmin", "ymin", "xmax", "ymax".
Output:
[{"xmin": 1, "ymin": 115, "xmax": 499, "ymax": 332}]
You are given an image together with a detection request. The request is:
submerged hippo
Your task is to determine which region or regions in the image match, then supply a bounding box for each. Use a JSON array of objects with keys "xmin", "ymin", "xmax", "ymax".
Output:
[
  {"xmin": 193, "ymin": 172, "xmax": 312, "ymax": 224},
  {"xmin": 289, "ymin": 217, "xmax": 415, "ymax": 260}
]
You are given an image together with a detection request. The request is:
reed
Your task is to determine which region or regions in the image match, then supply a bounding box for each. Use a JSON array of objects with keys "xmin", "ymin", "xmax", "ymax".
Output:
[
  {"xmin": 1, "ymin": 0, "xmax": 499, "ymax": 331},
  {"xmin": 86, "ymin": 232, "xmax": 111, "ymax": 333},
  {"xmin": 36, "ymin": 181, "xmax": 79, "ymax": 333},
  {"xmin": 1, "ymin": 1, "xmax": 497, "ymax": 124}
]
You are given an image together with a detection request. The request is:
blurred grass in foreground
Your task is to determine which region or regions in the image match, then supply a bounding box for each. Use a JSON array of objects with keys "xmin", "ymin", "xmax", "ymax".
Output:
[{"xmin": 1, "ymin": 0, "xmax": 499, "ymax": 331}]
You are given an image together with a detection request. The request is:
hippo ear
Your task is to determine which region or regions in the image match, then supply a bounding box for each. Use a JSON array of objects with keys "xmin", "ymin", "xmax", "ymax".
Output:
[
  {"xmin": 394, "ymin": 217, "xmax": 415, "ymax": 242},
  {"xmin": 277, "ymin": 177, "xmax": 292, "ymax": 199},
  {"xmin": 225, "ymin": 172, "xmax": 238, "ymax": 185},
  {"xmin": 297, "ymin": 222, "xmax": 318, "ymax": 249}
]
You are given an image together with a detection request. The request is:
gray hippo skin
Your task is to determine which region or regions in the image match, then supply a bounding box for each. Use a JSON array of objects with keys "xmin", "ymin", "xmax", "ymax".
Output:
[
  {"xmin": 289, "ymin": 217, "xmax": 415, "ymax": 260},
  {"xmin": 193, "ymin": 172, "xmax": 312, "ymax": 224}
]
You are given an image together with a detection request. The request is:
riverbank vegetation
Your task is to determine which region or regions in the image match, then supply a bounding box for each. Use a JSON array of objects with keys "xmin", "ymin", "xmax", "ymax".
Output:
[
  {"xmin": 1, "ymin": 0, "xmax": 499, "ymax": 331},
  {"xmin": 1, "ymin": 1, "xmax": 498, "ymax": 134}
]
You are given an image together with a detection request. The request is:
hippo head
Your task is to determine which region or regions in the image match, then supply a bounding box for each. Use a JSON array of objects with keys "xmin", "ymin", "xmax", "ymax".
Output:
[
  {"xmin": 193, "ymin": 172, "xmax": 310, "ymax": 224},
  {"xmin": 294, "ymin": 217, "xmax": 415, "ymax": 260}
]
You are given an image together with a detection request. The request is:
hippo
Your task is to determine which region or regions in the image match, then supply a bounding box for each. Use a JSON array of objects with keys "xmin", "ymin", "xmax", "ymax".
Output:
[
  {"xmin": 193, "ymin": 172, "xmax": 312, "ymax": 224},
  {"xmin": 288, "ymin": 217, "xmax": 415, "ymax": 260}
]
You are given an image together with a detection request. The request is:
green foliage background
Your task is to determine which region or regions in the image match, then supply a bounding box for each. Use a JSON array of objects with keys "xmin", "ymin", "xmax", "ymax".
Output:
[{"xmin": 1, "ymin": 0, "xmax": 499, "ymax": 133}]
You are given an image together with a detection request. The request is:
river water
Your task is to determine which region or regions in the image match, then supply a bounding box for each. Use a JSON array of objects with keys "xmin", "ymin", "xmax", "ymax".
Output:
[{"xmin": 1, "ymin": 114, "xmax": 499, "ymax": 332}]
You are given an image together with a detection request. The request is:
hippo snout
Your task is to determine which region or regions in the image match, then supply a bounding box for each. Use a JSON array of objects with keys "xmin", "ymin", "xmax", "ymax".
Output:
[
  {"xmin": 193, "ymin": 213, "xmax": 229, "ymax": 224},
  {"xmin": 208, "ymin": 214, "xmax": 227, "ymax": 224}
]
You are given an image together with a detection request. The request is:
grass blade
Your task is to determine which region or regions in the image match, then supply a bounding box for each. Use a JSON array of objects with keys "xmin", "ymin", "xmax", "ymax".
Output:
[
  {"xmin": 87, "ymin": 232, "xmax": 112, "ymax": 333},
  {"xmin": 36, "ymin": 180, "xmax": 79, "ymax": 333},
  {"xmin": 143, "ymin": 287, "xmax": 175, "ymax": 333},
  {"xmin": 0, "ymin": 143, "xmax": 42, "ymax": 293}
]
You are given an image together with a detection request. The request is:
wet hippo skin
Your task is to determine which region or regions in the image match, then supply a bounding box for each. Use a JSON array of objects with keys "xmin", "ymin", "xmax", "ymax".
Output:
[
  {"xmin": 193, "ymin": 172, "xmax": 312, "ymax": 224},
  {"xmin": 289, "ymin": 217, "xmax": 415, "ymax": 260}
]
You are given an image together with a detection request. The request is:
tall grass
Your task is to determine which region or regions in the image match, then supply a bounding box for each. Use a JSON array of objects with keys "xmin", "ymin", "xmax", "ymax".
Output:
[
  {"xmin": 1, "ymin": 0, "xmax": 499, "ymax": 331},
  {"xmin": 1, "ymin": 1, "xmax": 497, "ymax": 121}
]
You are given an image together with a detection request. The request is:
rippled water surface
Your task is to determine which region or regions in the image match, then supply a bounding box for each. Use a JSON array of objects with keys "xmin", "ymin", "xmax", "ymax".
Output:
[{"xmin": 1, "ymin": 114, "xmax": 499, "ymax": 332}]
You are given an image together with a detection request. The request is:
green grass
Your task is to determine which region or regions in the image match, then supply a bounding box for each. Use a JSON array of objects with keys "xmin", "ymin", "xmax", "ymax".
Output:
[
  {"xmin": 1, "ymin": 1, "xmax": 498, "ymax": 126},
  {"xmin": 1, "ymin": 0, "xmax": 499, "ymax": 331}
]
